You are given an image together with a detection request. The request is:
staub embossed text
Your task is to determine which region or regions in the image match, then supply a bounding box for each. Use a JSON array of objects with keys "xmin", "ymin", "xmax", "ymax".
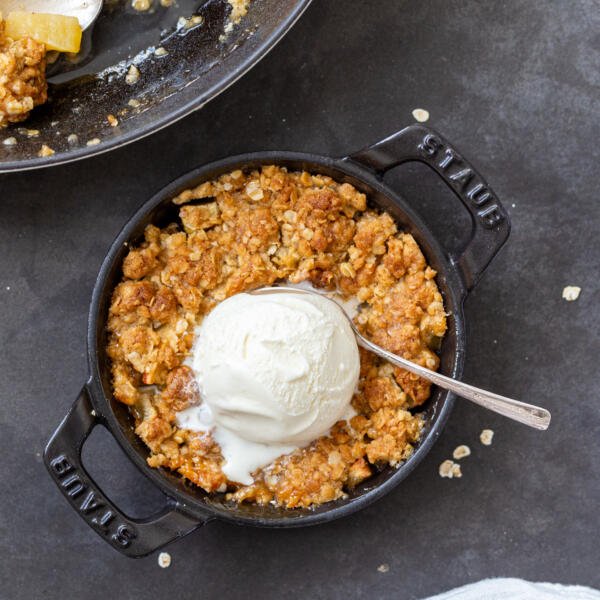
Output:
[
  {"xmin": 418, "ymin": 133, "xmax": 504, "ymax": 229},
  {"xmin": 49, "ymin": 454, "xmax": 136, "ymax": 548}
]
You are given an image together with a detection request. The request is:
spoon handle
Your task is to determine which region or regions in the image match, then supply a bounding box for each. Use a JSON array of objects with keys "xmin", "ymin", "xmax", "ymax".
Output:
[{"xmin": 355, "ymin": 334, "xmax": 551, "ymax": 430}]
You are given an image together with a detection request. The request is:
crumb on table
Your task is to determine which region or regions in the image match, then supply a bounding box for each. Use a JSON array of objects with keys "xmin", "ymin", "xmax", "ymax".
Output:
[
  {"xmin": 480, "ymin": 429, "xmax": 494, "ymax": 446},
  {"xmin": 562, "ymin": 286, "xmax": 581, "ymax": 302},
  {"xmin": 452, "ymin": 444, "xmax": 471, "ymax": 460},
  {"xmin": 412, "ymin": 108, "xmax": 430, "ymax": 123},
  {"xmin": 157, "ymin": 552, "xmax": 171, "ymax": 568},
  {"xmin": 439, "ymin": 459, "xmax": 462, "ymax": 478}
]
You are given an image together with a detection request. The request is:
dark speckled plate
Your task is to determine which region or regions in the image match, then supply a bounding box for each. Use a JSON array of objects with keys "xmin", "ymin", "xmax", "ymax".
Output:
[{"xmin": 0, "ymin": 0, "xmax": 311, "ymax": 172}]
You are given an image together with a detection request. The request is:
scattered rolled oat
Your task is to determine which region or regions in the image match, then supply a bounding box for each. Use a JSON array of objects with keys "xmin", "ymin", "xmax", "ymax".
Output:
[
  {"xmin": 480, "ymin": 429, "xmax": 494, "ymax": 446},
  {"xmin": 126, "ymin": 65, "xmax": 141, "ymax": 85},
  {"xmin": 245, "ymin": 180, "xmax": 264, "ymax": 201},
  {"xmin": 340, "ymin": 262, "xmax": 356, "ymax": 278},
  {"xmin": 157, "ymin": 552, "xmax": 171, "ymax": 568},
  {"xmin": 86, "ymin": 138, "xmax": 101, "ymax": 146},
  {"xmin": 562, "ymin": 286, "xmax": 581, "ymax": 302},
  {"xmin": 107, "ymin": 114, "xmax": 119, "ymax": 127},
  {"xmin": 128, "ymin": 98, "xmax": 141, "ymax": 108},
  {"xmin": 67, "ymin": 133, "xmax": 79, "ymax": 145},
  {"xmin": 154, "ymin": 47, "xmax": 168, "ymax": 57},
  {"xmin": 412, "ymin": 108, "xmax": 430, "ymax": 123},
  {"xmin": 2, "ymin": 137, "xmax": 17, "ymax": 146},
  {"xmin": 453, "ymin": 445, "xmax": 471, "ymax": 460},
  {"xmin": 439, "ymin": 459, "xmax": 462, "ymax": 478},
  {"xmin": 377, "ymin": 563, "xmax": 390, "ymax": 573},
  {"xmin": 283, "ymin": 209, "xmax": 297, "ymax": 222},
  {"xmin": 25, "ymin": 129, "xmax": 40, "ymax": 137},
  {"xmin": 439, "ymin": 459, "xmax": 454, "ymax": 478},
  {"xmin": 38, "ymin": 144, "xmax": 55, "ymax": 157},
  {"xmin": 160, "ymin": 0, "xmax": 173, "ymax": 6}
]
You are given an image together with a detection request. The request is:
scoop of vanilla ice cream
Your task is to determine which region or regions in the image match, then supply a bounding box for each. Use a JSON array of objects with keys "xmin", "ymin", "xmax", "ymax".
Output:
[{"xmin": 191, "ymin": 291, "xmax": 360, "ymax": 446}]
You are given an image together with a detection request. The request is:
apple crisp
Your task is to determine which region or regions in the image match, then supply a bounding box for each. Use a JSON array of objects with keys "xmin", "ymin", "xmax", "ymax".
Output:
[
  {"xmin": 0, "ymin": 19, "xmax": 47, "ymax": 128},
  {"xmin": 107, "ymin": 166, "xmax": 447, "ymax": 508}
]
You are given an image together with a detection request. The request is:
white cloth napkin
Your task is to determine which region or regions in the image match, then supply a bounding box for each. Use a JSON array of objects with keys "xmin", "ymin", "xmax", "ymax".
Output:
[{"xmin": 424, "ymin": 578, "xmax": 600, "ymax": 600}]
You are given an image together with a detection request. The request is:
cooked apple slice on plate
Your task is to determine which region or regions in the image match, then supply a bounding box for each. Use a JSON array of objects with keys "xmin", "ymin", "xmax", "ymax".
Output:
[{"xmin": 4, "ymin": 11, "xmax": 82, "ymax": 53}]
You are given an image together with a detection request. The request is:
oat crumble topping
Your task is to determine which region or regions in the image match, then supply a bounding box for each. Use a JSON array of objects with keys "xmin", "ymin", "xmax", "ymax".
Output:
[
  {"xmin": 107, "ymin": 166, "xmax": 447, "ymax": 508},
  {"xmin": 0, "ymin": 19, "xmax": 47, "ymax": 128}
]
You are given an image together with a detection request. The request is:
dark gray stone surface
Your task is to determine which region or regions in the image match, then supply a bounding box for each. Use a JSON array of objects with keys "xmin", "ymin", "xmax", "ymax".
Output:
[{"xmin": 1, "ymin": 1, "xmax": 599, "ymax": 598}]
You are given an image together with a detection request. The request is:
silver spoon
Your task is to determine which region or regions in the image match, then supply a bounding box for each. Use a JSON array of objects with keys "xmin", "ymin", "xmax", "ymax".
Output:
[
  {"xmin": 252, "ymin": 285, "xmax": 551, "ymax": 431},
  {"xmin": 0, "ymin": 0, "xmax": 103, "ymax": 31}
]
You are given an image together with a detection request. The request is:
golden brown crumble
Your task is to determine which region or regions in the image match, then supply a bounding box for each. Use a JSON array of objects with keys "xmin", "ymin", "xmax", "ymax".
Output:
[
  {"xmin": 227, "ymin": 0, "xmax": 251, "ymax": 24},
  {"xmin": 0, "ymin": 19, "xmax": 47, "ymax": 128},
  {"xmin": 107, "ymin": 166, "xmax": 447, "ymax": 508},
  {"xmin": 38, "ymin": 143, "xmax": 54, "ymax": 157}
]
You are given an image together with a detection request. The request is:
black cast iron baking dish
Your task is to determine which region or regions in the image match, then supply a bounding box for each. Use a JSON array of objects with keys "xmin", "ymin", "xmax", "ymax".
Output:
[
  {"xmin": 44, "ymin": 124, "xmax": 510, "ymax": 557},
  {"xmin": 0, "ymin": 0, "xmax": 312, "ymax": 173}
]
